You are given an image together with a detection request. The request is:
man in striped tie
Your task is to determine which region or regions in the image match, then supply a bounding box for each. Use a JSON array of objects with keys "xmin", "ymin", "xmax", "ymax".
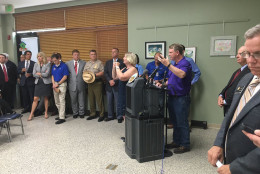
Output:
[{"xmin": 208, "ymin": 24, "xmax": 260, "ymax": 174}]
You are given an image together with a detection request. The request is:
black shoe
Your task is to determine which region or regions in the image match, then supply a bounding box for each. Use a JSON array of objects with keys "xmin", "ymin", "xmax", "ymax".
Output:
[
  {"xmin": 98, "ymin": 117, "xmax": 104, "ymax": 122},
  {"xmin": 165, "ymin": 142, "xmax": 180, "ymax": 149},
  {"xmin": 34, "ymin": 110, "xmax": 44, "ymax": 117},
  {"xmin": 73, "ymin": 114, "xmax": 78, "ymax": 119},
  {"xmin": 87, "ymin": 116, "xmax": 97, "ymax": 120},
  {"xmin": 118, "ymin": 118, "xmax": 123, "ymax": 123},
  {"xmin": 55, "ymin": 119, "xmax": 66, "ymax": 124},
  {"xmin": 104, "ymin": 117, "xmax": 114, "ymax": 122},
  {"xmin": 21, "ymin": 109, "xmax": 29, "ymax": 114},
  {"xmin": 174, "ymin": 146, "xmax": 190, "ymax": 154},
  {"xmin": 55, "ymin": 117, "xmax": 60, "ymax": 120},
  {"xmin": 79, "ymin": 115, "xmax": 84, "ymax": 118},
  {"xmin": 121, "ymin": 137, "xmax": 125, "ymax": 142},
  {"xmin": 51, "ymin": 111, "xmax": 58, "ymax": 116},
  {"xmin": 7, "ymin": 111, "xmax": 16, "ymax": 114}
]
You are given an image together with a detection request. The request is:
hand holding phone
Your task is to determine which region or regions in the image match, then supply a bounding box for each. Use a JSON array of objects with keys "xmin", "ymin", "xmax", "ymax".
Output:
[{"xmin": 241, "ymin": 123, "xmax": 255, "ymax": 135}]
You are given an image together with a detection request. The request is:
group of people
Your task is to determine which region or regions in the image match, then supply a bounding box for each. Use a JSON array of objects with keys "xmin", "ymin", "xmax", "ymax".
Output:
[
  {"xmin": 0, "ymin": 48, "xmax": 140, "ymax": 125},
  {"xmin": 1, "ymin": 23, "xmax": 260, "ymax": 173}
]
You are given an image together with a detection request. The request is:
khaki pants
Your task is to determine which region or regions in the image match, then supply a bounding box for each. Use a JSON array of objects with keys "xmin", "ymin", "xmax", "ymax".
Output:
[
  {"xmin": 53, "ymin": 82, "xmax": 67, "ymax": 119},
  {"xmin": 88, "ymin": 80, "xmax": 104, "ymax": 117}
]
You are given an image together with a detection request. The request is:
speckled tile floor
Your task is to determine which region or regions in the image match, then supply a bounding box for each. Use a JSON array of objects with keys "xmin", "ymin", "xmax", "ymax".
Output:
[{"xmin": 0, "ymin": 110, "xmax": 218, "ymax": 174}]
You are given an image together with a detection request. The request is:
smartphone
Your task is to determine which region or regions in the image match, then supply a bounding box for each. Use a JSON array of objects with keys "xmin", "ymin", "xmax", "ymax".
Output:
[{"xmin": 241, "ymin": 123, "xmax": 255, "ymax": 134}]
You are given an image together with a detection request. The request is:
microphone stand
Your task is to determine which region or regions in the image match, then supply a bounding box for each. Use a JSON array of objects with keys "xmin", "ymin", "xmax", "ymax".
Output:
[{"xmin": 161, "ymin": 83, "xmax": 173, "ymax": 158}]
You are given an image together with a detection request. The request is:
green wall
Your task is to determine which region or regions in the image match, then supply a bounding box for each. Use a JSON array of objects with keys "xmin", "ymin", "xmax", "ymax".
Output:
[{"xmin": 128, "ymin": 0, "xmax": 260, "ymax": 126}]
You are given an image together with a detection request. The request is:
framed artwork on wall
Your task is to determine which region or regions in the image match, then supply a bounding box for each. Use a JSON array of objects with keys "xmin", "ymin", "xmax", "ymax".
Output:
[
  {"xmin": 210, "ymin": 36, "xmax": 237, "ymax": 56},
  {"xmin": 184, "ymin": 47, "xmax": 196, "ymax": 62},
  {"xmin": 145, "ymin": 41, "xmax": 166, "ymax": 59}
]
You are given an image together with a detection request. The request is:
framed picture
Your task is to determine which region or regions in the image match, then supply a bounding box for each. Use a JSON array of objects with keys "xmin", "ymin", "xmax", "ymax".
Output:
[
  {"xmin": 145, "ymin": 41, "xmax": 166, "ymax": 59},
  {"xmin": 210, "ymin": 36, "xmax": 237, "ymax": 56},
  {"xmin": 184, "ymin": 47, "xmax": 196, "ymax": 62}
]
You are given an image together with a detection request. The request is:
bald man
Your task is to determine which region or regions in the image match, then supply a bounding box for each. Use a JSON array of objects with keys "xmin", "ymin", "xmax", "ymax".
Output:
[{"xmin": 217, "ymin": 46, "xmax": 251, "ymax": 116}]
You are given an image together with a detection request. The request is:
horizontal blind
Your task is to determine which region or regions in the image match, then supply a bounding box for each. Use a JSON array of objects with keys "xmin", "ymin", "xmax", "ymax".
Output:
[
  {"xmin": 97, "ymin": 28, "xmax": 128, "ymax": 63},
  {"xmin": 66, "ymin": 0, "xmax": 127, "ymax": 29},
  {"xmin": 38, "ymin": 30, "xmax": 96, "ymax": 62},
  {"xmin": 14, "ymin": 9, "xmax": 65, "ymax": 31}
]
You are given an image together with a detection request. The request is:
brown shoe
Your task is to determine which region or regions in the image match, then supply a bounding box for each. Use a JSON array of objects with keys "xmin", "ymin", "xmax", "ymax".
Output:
[
  {"xmin": 165, "ymin": 142, "xmax": 180, "ymax": 149},
  {"xmin": 167, "ymin": 124, "xmax": 174, "ymax": 129},
  {"xmin": 174, "ymin": 146, "xmax": 190, "ymax": 154}
]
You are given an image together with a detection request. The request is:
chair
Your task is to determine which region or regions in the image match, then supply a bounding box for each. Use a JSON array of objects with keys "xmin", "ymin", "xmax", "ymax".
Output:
[
  {"xmin": 0, "ymin": 113, "xmax": 24, "ymax": 135},
  {"xmin": 0, "ymin": 118, "xmax": 12, "ymax": 142}
]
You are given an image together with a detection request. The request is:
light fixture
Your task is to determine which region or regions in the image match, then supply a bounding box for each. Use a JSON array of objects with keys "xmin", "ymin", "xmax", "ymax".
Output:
[{"xmin": 16, "ymin": 27, "xmax": 66, "ymax": 34}]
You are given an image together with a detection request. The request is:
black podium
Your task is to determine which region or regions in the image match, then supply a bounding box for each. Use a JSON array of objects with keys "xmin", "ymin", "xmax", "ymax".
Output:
[
  {"xmin": 125, "ymin": 115, "xmax": 164, "ymax": 163},
  {"xmin": 124, "ymin": 78, "xmax": 164, "ymax": 163}
]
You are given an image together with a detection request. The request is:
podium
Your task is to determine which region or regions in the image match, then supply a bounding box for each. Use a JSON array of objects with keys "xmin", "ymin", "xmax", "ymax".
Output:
[{"xmin": 125, "ymin": 114, "xmax": 164, "ymax": 163}]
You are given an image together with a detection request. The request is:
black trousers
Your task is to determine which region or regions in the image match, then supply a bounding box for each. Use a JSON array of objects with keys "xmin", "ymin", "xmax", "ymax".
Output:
[
  {"xmin": 0, "ymin": 98, "xmax": 12, "ymax": 114},
  {"xmin": 21, "ymin": 84, "xmax": 35, "ymax": 110}
]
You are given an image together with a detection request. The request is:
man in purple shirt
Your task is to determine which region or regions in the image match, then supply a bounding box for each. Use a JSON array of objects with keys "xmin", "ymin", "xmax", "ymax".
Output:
[{"xmin": 159, "ymin": 43, "xmax": 192, "ymax": 154}]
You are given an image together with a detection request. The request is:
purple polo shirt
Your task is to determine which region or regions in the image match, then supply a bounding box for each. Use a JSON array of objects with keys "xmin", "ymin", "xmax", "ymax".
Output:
[{"xmin": 167, "ymin": 57, "xmax": 192, "ymax": 96}]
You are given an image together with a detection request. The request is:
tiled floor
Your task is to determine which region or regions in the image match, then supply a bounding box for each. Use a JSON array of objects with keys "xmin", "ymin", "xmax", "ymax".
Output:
[{"xmin": 0, "ymin": 111, "xmax": 218, "ymax": 174}]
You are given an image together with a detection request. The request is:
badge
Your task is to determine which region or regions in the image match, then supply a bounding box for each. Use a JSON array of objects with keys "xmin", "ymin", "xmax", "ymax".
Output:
[{"xmin": 235, "ymin": 86, "xmax": 245, "ymax": 93}]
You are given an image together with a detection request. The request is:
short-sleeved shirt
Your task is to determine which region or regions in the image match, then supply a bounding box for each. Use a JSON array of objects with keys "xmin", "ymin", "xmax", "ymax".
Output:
[
  {"xmin": 146, "ymin": 61, "xmax": 168, "ymax": 81},
  {"xmin": 167, "ymin": 57, "xmax": 192, "ymax": 96},
  {"xmin": 51, "ymin": 62, "xmax": 69, "ymax": 82},
  {"xmin": 84, "ymin": 59, "xmax": 104, "ymax": 79},
  {"xmin": 135, "ymin": 64, "xmax": 144, "ymax": 76}
]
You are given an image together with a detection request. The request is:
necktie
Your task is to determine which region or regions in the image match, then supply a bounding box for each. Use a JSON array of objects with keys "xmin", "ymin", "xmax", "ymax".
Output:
[
  {"xmin": 75, "ymin": 61, "xmax": 78, "ymax": 74},
  {"xmin": 3, "ymin": 64, "xmax": 8, "ymax": 82},
  {"xmin": 225, "ymin": 69, "xmax": 241, "ymax": 98},
  {"xmin": 26, "ymin": 60, "xmax": 29, "ymax": 69},
  {"xmin": 230, "ymin": 78, "xmax": 260, "ymax": 126}
]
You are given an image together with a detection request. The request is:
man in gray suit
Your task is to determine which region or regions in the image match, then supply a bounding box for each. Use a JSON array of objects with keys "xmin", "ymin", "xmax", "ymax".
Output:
[
  {"xmin": 208, "ymin": 24, "xmax": 260, "ymax": 174},
  {"xmin": 66, "ymin": 49, "xmax": 86, "ymax": 118}
]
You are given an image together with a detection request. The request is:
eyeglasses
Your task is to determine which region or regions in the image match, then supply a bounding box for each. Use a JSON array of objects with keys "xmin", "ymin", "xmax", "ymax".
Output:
[{"xmin": 241, "ymin": 51, "xmax": 260, "ymax": 59}]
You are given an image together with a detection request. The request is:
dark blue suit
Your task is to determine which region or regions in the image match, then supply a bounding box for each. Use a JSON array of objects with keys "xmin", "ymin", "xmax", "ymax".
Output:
[
  {"xmin": 17, "ymin": 60, "xmax": 35, "ymax": 110},
  {"xmin": 104, "ymin": 58, "xmax": 124, "ymax": 118},
  {"xmin": 0, "ymin": 61, "xmax": 18, "ymax": 108}
]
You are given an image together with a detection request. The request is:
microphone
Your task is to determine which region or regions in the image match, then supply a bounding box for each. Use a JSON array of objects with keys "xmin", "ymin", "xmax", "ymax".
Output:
[
  {"xmin": 141, "ymin": 69, "xmax": 149, "ymax": 78},
  {"xmin": 149, "ymin": 68, "xmax": 158, "ymax": 79},
  {"xmin": 163, "ymin": 69, "xmax": 167, "ymax": 83}
]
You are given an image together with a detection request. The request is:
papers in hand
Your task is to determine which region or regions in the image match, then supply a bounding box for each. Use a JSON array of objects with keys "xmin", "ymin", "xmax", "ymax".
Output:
[{"xmin": 216, "ymin": 160, "xmax": 223, "ymax": 168}]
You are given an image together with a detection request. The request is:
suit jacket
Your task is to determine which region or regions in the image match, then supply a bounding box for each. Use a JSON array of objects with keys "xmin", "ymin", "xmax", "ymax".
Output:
[
  {"xmin": 0, "ymin": 61, "xmax": 17, "ymax": 87},
  {"xmin": 66, "ymin": 60, "xmax": 86, "ymax": 91},
  {"xmin": 33, "ymin": 62, "xmax": 52, "ymax": 84},
  {"xmin": 220, "ymin": 66, "xmax": 251, "ymax": 115},
  {"xmin": 214, "ymin": 73, "xmax": 260, "ymax": 174},
  {"xmin": 18, "ymin": 60, "xmax": 36, "ymax": 86},
  {"xmin": 104, "ymin": 58, "xmax": 125, "ymax": 92},
  {"xmin": 220, "ymin": 66, "xmax": 251, "ymax": 106}
]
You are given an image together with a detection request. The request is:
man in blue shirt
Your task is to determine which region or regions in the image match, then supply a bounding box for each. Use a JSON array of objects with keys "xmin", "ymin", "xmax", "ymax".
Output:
[
  {"xmin": 146, "ymin": 52, "xmax": 168, "ymax": 82},
  {"xmin": 51, "ymin": 53, "xmax": 69, "ymax": 124},
  {"xmin": 159, "ymin": 43, "xmax": 192, "ymax": 154},
  {"xmin": 146, "ymin": 52, "xmax": 168, "ymax": 117}
]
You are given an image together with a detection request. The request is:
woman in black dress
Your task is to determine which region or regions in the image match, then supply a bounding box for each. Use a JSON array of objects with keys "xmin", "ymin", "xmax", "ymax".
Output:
[
  {"xmin": 112, "ymin": 52, "xmax": 138, "ymax": 123},
  {"xmin": 28, "ymin": 52, "xmax": 52, "ymax": 121}
]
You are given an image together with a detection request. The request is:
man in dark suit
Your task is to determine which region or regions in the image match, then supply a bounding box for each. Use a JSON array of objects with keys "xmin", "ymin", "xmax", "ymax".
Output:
[
  {"xmin": 208, "ymin": 24, "xmax": 260, "ymax": 174},
  {"xmin": 104, "ymin": 48, "xmax": 125, "ymax": 121},
  {"xmin": 0, "ymin": 53, "xmax": 18, "ymax": 109},
  {"xmin": 17, "ymin": 50, "xmax": 35, "ymax": 113},
  {"xmin": 218, "ymin": 46, "xmax": 251, "ymax": 116}
]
